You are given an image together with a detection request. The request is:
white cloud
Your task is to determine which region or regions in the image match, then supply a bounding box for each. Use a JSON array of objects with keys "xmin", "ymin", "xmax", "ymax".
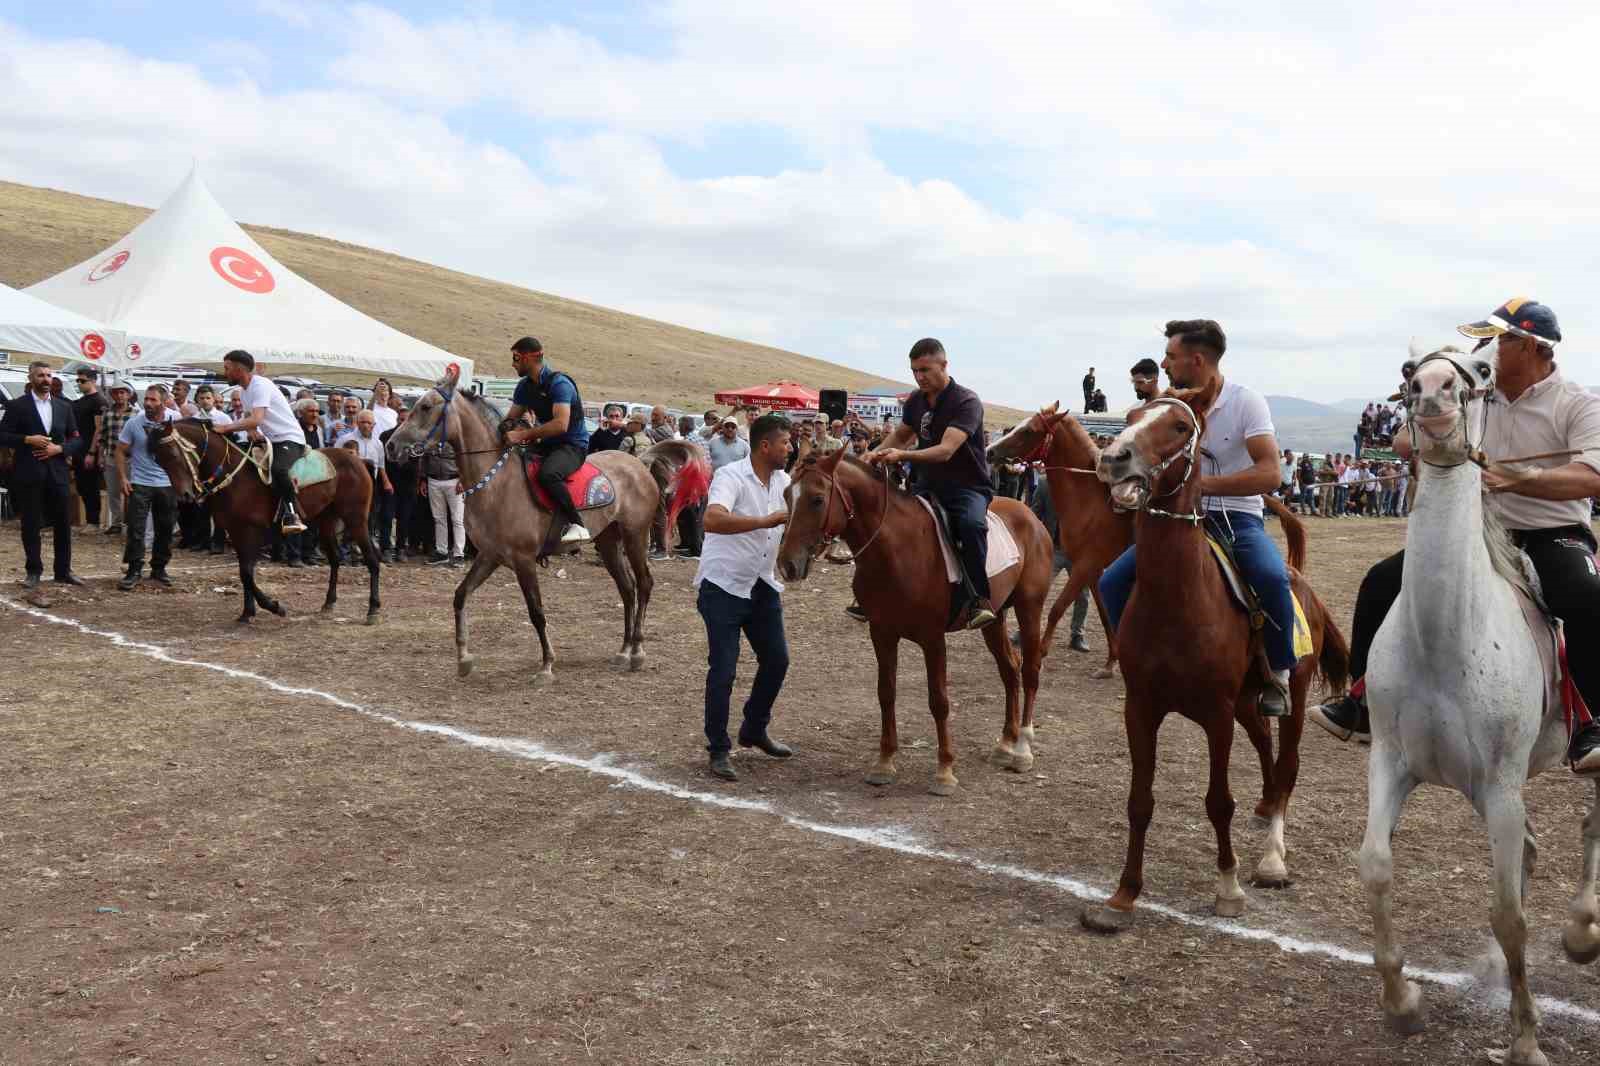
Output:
[{"xmin": 2, "ymin": 4, "xmax": 1598, "ymax": 414}]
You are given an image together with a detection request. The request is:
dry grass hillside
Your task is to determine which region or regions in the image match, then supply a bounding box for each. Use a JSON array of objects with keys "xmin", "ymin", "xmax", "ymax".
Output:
[{"xmin": 0, "ymin": 180, "xmax": 1021, "ymax": 423}]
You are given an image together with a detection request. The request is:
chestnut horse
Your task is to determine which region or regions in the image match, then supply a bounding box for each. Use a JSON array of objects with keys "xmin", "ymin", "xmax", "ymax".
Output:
[
  {"xmin": 987, "ymin": 402, "xmax": 1130, "ymax": 677},
  {"xmin": 1082, "ymin": 382, "xmax": 1348, "ymax": 931},
  {"xmin": 775, "ymin": 448, "xmax": 1055, "ymax": 795},
  {"xmin": 146, "ymin": 419, "xmax": 380, "ymax": 624},
  {"xmin": 386, "ymin": 371, "xmax": 672, "ymax": 682}
]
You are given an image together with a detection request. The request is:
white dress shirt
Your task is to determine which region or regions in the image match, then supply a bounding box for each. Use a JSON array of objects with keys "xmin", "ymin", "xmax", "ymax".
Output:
[
  {"xmin": 693, "ymin": 457, "xmax": 790, "ymax": 598},
  {"xmin": 32, "ymin": 392, "xmax": 52, "ymax": 434}
]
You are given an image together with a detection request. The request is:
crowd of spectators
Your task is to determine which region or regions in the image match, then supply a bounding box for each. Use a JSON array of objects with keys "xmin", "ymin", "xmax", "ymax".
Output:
[
  {"xmin": 1282, "ymin": 452, "xmax": 1413, "ymax": 518},
  {"xmin": 1354, "ymin": 401, "xmax": 1402, "ymax": 454}
]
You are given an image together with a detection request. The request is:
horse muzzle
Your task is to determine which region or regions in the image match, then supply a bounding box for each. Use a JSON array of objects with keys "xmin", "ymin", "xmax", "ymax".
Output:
[{"xmin": 776, "ymin": 554, "xmax": 811, "ymax": 583}]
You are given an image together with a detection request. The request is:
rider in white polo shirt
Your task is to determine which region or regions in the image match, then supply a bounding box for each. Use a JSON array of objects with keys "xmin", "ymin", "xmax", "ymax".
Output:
[
  {"xmin": 1098, "ymin": 319, "xmax": 1300, "ymax": 716},
  {"xmin": 212, "ymin": 349, "xmax": 310, "ymax": 533},
  {"xmin": 694, "ymin": 413, "xmax": 796, "ymax": 783}
]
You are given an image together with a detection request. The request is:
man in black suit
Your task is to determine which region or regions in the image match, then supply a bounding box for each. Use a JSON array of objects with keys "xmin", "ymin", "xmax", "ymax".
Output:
[{"xmin": 0, "ymin": 361, "xmax": 85, "ymax": 587}]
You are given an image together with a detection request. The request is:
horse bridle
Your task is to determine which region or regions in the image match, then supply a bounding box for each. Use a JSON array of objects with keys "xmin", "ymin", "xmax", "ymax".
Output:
[
  {"xmin": 810, "ymin": 461, "xmax": 890, "ymax": 561},
  {"xmin": 1406, "ymin": 351, "xmax": 1493, "ymax": 468},
  {"xmin": 413, "ymin": 383, "xmax": 513, "ymax": 500},
  {"xmin": 1116, "ymin": 396, "xmax": 1205, "ymax": 524},
  {"xmin": 155, "ymin": 422, "xmax": 261, "ymax": 501}
]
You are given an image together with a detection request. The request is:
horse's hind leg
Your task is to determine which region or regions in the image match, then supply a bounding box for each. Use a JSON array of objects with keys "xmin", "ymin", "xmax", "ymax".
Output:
[
  {"xmin": 1360, "ymin": 747, "xmax": 1424, "ymax": 1036},
  {"xmin": 622, "ymin": 525, "xmax": 653, "ymax": 667},
  {"xmin": 1089, "ymin": 586, "xmax": 1117, "ymax": 680},
  {"xmin": 512, "ymin": 559, "xmax": 555, "ymax": 686},
  {"xmin": 234, "ymin": 530, "xmax": 259, "ymax": 624},
  {"xmin": 1485, "ymin": 790, "xmax": 1546, "ymax": 1066},
  {"xmin": 318, "ymin": 521, "xmax": 340, "ymax": 613},
  {"xmin": 594, "ymin": 528, "xmax": 636, "ymax": 669},
  {"xmin": 350, "ymin": 512, "xmax": 380, "ymax": 624},
  {"xmin": 1016, "ymin": 594, "xmax": 1043, "ymax": 755},
  {"xmin": 983, "ymin": 613, "xmax": 1029, "ymax": 773},
  {"xmin": 1563, "ymin": 777, "xmax": 1600, "ymax": 965},
  {"xmin": 452, "ymin": 553, "xmax": 499, "ymax": 678}
]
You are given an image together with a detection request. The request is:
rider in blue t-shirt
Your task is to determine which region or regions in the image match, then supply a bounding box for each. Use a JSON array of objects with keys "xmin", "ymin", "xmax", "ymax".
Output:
[{"xmin": 503, "ymin": 336, "xmax": 593, "ymax": 543}]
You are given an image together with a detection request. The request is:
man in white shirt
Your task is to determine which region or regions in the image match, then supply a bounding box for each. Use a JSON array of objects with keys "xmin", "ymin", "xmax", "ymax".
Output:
[
  {"xmin": 213, "ymin": 350, "xmax": 309, "ymax": 533},
  {"xmin": 695, "ymin": 413, "xmax": 795, "ymax": 782},
  {"xmin": 1098, "ymin": 319, "xmax": 1300, "ymax": 716}
]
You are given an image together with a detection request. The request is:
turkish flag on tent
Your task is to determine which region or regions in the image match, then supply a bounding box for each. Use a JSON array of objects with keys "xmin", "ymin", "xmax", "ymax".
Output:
[{"xmin": 713, "ymin": 380, "xmax": 820, "ymax": 410}]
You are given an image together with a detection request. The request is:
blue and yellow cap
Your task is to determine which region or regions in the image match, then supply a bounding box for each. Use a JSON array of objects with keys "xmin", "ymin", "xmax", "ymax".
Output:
[{"xmin": 1458, "ymin": 297, "xmax": 1561, "ymax": 346}]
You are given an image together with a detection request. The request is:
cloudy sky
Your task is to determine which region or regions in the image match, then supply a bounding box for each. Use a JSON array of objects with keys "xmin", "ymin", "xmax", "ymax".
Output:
[{"xmin": 2, "ymin": 1, "xmax": 1597, "ymax": 409}]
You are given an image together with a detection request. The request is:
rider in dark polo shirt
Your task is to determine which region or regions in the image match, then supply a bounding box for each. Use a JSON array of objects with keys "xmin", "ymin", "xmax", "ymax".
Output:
[
  {"xmin": 503, "ymin": 336, "xmax": 593, "ymax": 544},
  {"xmin": 868, "ymin": 337, "xmax": 996, "ymax": 630}
]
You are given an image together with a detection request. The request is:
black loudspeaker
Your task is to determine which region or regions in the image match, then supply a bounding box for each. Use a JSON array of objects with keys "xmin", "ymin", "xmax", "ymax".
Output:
[{"xmin": 819, "ymin": 388, "xmax": 849, "ymax": 423}]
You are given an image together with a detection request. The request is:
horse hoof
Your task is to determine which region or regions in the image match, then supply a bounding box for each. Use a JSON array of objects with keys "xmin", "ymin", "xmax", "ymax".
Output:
[
  {"xmin": 1252, "ymin": 868, "xmax": 1292, "ymax": 890},
  {"xmin": 991, "ymin": 743, "xmax": 1017, "ymax": 769},
  {"xmin": 629, "ymin": 652, "xmax": 646, "ymax": 672},
  {"xmin": 928, "ymin": 777, "xmax": 959, "ymax": 797},
  {"xmin": 236, "ymin": 615, "xmax": 254, "ymax": 626},
  {"xmin": 531, "ymin": 672, "xmax": 554, "ymax": 689},
  {"xmin": 864, "ymin": 770, "xmax": 896, "ymax": 787},
  {"xmin": 1091, "ymin": 666, "xmax": 1114, "ymax": 680},
  {"xmin": 1562, "ymin": 923, "xmax": 1600, "ymax": 965},
  {"xmin": 612, "ymin": 653, "xmax": 632, "ymax": 668},
  {"xmin": 457, "ymin": 657, "xmax": 475, "ymax": 679},
  {"xmin": 1011, "ymin": 750, "xmax": 1035, "ymax": 773},
  {"xmin": 364, "ymin": 613, "xmax": 379, "ymax": 626},
  {"xmin": 1080, "ymin": 904, "xmax": 1134, "ymax": 934},
  {"xmin": 269, "ymin": 603, "xmax": 287, "ymax": 618},
  {"xmin": 1214, "ymin": 894, "xmax": 1247, "ymax": 918}
]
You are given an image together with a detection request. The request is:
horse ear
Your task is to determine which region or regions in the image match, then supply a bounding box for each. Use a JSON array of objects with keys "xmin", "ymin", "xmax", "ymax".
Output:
[
  {"xmin": 434, "ymin": 364, "xmax": 460, "ymax": 394},
  {"xmin": 1166, "ymin": 376, "xmax": 1220, "ymax": 415},
  {"xmin": 820, "ymin": 444, "xmax": 847, "ymax": 474},
  {"xmin": 1040, "ymin": 401, "xmax": 1059, "ymax": 416},
  {"xmin": 1407, "ymin": 337, "xmax": 1432, "ymax": 361}
]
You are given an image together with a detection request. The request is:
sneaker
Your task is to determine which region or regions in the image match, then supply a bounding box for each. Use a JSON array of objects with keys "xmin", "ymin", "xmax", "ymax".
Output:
[
  {"xmin": 1569, "ymin": 722, "xmax": 1600, "ymax": 776},
  {"xmin": 1258, "ymin": 668, "xmax": 1291, "ymax": 717},
  {"xmin": 1310, "ymin": 692, "xmax": 1370, "ymax": 742},
  {"xmin": 104, "ymin": 524, "xmax": 123, "ymax": 535},
  {"xmin": 560, "ymin": 523, "xmax": 592, "ymax": 544},
  {"xmin": 448, "ymin": 555, "xmax": 466, "ymax": 568},
  {"xmin": 965, "ymin": 599, "xmax": 998, "ymax": 631},
  {"xmin": 150, "ymin": 569, "xmax": 173, "ymax": 588},
  {"xmin": 1069, "ymin": 632, "xmax": 1091, "ymax": 653},
  {"xmin": 117, "ymin": 570, "xmax": 143, "ymax": 591},
  {"xmin": 648, "ymin": 549, "xmax": 670, "ymax": 562},
  {"xmin": 426, "ymin": 552, "xmax": 451, "ymax": 566},
  {"xmin": 844, "ymin": 603, "xmax": 868, "ymax": 623}
]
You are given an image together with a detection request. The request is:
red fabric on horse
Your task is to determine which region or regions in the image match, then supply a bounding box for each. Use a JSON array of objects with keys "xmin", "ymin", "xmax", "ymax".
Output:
[{"xmin": 525, "ymin": 457, "xmax": 617, "ymax": 511}]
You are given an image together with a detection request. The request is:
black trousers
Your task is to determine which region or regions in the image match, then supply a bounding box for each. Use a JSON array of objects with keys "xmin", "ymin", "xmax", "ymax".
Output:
[
  {"xmin": 1349, "ymin": 525, "xmax": 1600, "ymax": 711},
  {"xmin": 535, "ymin": 442, "xmax": 586, "ymax": 527},
  {"xmin": 14, "ymin": 480, "xmax": 73, "ymax": 578},
  {"xmin": 73, "ymin": 456, "xmax": 102, "ymax": 527},
  {"xmin": 124, "ymin": 484, "xmax": 176, "ymax": 573},
  {"xmin": 676, "ymin": 499, "xmax": 705, "ymax": 557},
  {"xmin": 270, "ymin": 440, "xmax": 305, "ymax": 509}
]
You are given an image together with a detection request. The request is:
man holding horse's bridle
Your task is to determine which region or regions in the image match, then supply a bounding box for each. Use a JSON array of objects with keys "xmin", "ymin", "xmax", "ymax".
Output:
[
  {"xmin": 1313, "ymin": 298, "xmax": 1600, "ymax": 775},
  {"xmin": 213, "ymin": 349, "xmax": 309, "ymax": 535},
  {"xmin": 867, "ymin": 337, "xmax": 997, "ymax": 631},
  {"xmin": 1099, "ymin": 319, "xmax": 1300, "ymax": 717},
  {"xmin": 501, "ymin": 336, "xmax": 593, "ymax": 545}
]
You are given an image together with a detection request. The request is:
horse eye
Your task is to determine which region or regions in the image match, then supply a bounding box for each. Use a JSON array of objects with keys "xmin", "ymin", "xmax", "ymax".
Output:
[{"xmin": 810, "ymin": 496, "xmax": 824, "ymax": 509}]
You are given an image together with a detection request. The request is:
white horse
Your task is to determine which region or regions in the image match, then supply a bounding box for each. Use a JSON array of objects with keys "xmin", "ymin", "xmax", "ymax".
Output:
[{"xmin": 1359, "ymin": 342, "xmax": 1600, "ymax": 1066}]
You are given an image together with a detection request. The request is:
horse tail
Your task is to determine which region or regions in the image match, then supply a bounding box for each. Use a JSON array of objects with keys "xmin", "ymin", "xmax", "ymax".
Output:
[
  {"xmin": 1264, "ymin": 495, "xmax": 1306, "ymax": 571},
  {"xmin": 1312, "ymin": 589, "xmax": 1350, "ymax": 696},
  {"xmin": 665, "ymin": 456, "xmax": 712, "ymax": 534}
]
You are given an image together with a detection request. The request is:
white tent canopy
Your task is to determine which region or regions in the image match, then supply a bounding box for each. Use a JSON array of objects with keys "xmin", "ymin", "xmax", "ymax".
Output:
[
  {"xmin": 0, "ymin": 281, "xmax": 125, "ymax": 363},
  {"xmin": 26, "ymin": 167, "xmax": 469, "ymax": 382}
]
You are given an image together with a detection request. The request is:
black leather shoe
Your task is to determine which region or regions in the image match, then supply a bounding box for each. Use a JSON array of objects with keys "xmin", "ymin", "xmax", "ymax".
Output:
[
  {"xmin": 52, "ymin": 574, "xmax": 86, "ymax": 587},
  {"xmin": 117, "ymin": 570, "xmax": 142, "ymax": 591},
  {"xmin": 738, "ymin": 732, "xmax": 794, "ymax": 758},
  {"xmin": 708, "ymin": 754, "xmax": 739, "ymax": 781},
  {"xmin": 1069, "ymin": 633, "xmax": 1091, "ymax": 653},
  {"xmin": 1310, "ymin": 693, "xmax": 1370, "ymax": 742},
  {"xmin": 844, "ymin": 603, "xmax": 867, "ymax": 622},
  {"xmin": 149, "ymin": 569, "xmax": 173, "ymax": 588},
  {"xmin": 1569, "ymin": 722, "xmax": 1600, "ymax": 776},
  {"xmin": 21, "ymin": 573, "xmax": 41, "ymax": 589},
  {"xmin": 284, "ymin": 558, "xmax": 304, "ymax": 569}
]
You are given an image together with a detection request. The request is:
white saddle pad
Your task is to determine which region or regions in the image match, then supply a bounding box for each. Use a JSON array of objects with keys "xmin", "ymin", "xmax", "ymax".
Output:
[{"xmin": 914, "ymin": 497, "xmax": 1021, "ymax": 583}]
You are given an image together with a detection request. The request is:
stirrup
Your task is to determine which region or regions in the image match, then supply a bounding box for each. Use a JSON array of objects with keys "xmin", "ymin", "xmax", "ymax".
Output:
[{"xmin": 278, "ymin": 504, "xmax": 306, "ymax": 534}]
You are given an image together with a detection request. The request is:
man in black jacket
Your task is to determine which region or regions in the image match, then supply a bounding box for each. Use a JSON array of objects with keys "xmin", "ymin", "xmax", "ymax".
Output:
[{"xmin": 0, "ymin": 361, "xmax": 85, "ymax": 587}]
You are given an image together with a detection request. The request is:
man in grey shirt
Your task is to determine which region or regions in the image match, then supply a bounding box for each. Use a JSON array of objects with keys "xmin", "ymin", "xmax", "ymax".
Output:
[{"xmin": 708, "ymin": 418, "xmax": 751, "ymax": 471}]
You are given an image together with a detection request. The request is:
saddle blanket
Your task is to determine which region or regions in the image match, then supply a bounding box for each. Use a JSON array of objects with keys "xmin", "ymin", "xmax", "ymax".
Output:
[
  {"xmin": 525, "ymin": 457, "xmax": 617, "ymax": 512},
  {"xmin": 288, "ymin": 449, "xmax": 337, "ymax": 490},
  {"xmin": 915, "ymin": 497, "xmax": 1021, "ymax": 583},
  {"xmin": 1204, "ymin": 535, "xmax": 1315, "ymax": 660},
  {"xmin": 1511, "ymin": 552, "xmax": 1591, "ymax": 730}
]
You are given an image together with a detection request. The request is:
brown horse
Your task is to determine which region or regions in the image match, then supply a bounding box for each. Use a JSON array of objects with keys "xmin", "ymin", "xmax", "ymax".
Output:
[
  {"xmin": 775, "ymin": 448, "xmax": 1055, "ymax": 795},
  {"xmin": 385, "ymin": 371, "xmax": 671, "ymax": 682},
  {"xmin": 1081, "ymin": 382, "xmax": 1348, "ymax": 932},
  {"xmin": 146, "ymin": 419, "xmax": 380, "ymax": 624},
  {"xmin": 987, "ymin": 402, "xmax": 1130, "ymax": 677},
  {"xmin": 641, "ymin": 439, "xmax": 713, "ymax": 555}
]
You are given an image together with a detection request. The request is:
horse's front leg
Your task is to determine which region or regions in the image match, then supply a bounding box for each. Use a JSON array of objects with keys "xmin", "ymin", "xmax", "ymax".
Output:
[
  {"xmin": 318, "ymin": 521, "xmax": 340, "ymax": 613},
  {"xmin": 512, "ymin": 559, "xmax": 555, "ymax": 686},
  {"xmin": 1204, "ymin": 703, "xmax": 1246, "ymax": 918},
  {"xmin": 1563, "ymin": 776, "xmax": 1600, "ymax": 965},
  {"xmin": 235, "ymin": 540, "xmax": 258, "ymax": 624},
  {"xmin": 864, "ymin": 623, "xmax": 899, "ymax": 787},
  {"xmin": 452, "ymin": 553, "xmax": 498, "ymax": 678},
  {"xmin": 1082, "ymin": 697, "xmax": 1161, "ymax": 933},
  {"xmin": 1360, "ymin": 745, "xmax": 1424, "ymax": 1036},
  {"xmin": 1485, "ymin": 790, "xmax": 1546, "ymax": 1066},
  {"xmin": 923, "ymin": 638, "xmax": 958, "ymax": 797}
]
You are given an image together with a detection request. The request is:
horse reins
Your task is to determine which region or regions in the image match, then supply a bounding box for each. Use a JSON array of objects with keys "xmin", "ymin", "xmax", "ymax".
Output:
[
  {"xmin": 813, "ymin": 462, "xmax": 891, "ymax": 561},
  {"xmin": 159, "ymin": 422, "xmax": 262, "ymax": 502},
  {"xmin": 418, "ymin": 382, "xmax": 513, "ymax": 500}
]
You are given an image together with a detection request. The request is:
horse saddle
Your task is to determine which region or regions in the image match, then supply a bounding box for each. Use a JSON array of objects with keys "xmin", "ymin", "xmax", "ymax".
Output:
[
  {"xmin": 288, "ymin": 449, "xmax": 337, "ymax": 491},
  {"xmin": 1513, "ymin": 551, "xmax": 1589, "ymax": 730},
  {"xmin": 913, "ymin": 494, "xmax": 1022, "ymax": 631},
  {"xmin": 1204, "ymin": 534, "xmax": 1314, "ymax": 660},
  {"xmin": 525, "ymin": 456, "xmax": 617, "ymax": 511}
]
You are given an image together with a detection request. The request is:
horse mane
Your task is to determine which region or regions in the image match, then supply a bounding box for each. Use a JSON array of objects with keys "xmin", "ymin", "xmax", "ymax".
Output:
[
  {"xmin": 1480, "ymin": 484, "xmax": 1531, "ymax": 593},
  {"xmin": 455, "ymin": 389, "xmax": 508, "ymax": 436},
  {"xmin": 1053, "ymin": 413, "xmax": 1102, "ymax": 465}
]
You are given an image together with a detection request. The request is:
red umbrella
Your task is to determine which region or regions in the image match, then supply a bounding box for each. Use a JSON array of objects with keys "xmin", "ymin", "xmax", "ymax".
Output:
[{"xmin": 713, "ymin": 380, "xmax": 820, "ymax": 411}]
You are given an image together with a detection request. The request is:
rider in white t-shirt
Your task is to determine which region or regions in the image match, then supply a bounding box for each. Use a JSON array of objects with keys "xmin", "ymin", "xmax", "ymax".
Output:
[{"xmin": 212, "ymin": 349, "xmax": 309, "ymax": 533}]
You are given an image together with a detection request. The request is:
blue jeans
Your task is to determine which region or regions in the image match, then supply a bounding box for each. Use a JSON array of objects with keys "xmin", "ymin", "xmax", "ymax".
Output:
[
  {"xmin": 698, "ymin": 579, "xmax": 790, "ymax": 754},
  {"xmin": 923, "ymin": 481, "xmax": 993, "ymax": 600},
  {"xmin": 1098, "ymin": 510, "xmax": 1297, "ymax": 672}
]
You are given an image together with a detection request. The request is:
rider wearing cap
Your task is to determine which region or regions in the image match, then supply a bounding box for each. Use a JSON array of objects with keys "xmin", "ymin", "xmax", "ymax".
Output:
[
  {"xmin": 1312, "ymin": 299, "xmax": 1600, "ymax": 774},
  {"xmin": 502, "ymin": 336, "xmax": 592, "ymax": 544},
  {"xmin": 867, "ymin": 337, "xmax": 997, "ymax": 630},
  {"xmin": 1099, "ymin": 319, "xmax": 1300, "ymax": 716}
]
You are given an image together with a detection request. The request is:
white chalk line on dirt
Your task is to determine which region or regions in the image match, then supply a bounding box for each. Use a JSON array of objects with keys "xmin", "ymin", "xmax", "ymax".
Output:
[{"xmin": 5, "ymin": 595, "xmax": 1598, "ymax": 1030}]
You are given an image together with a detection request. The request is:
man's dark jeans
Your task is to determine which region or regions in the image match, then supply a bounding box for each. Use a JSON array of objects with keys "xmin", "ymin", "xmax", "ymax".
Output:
[
  {"xmin": 698, "ymin": 579, "xmax": 789, "ymax": 754},
  {"xmin": 924, "ymin": 481, "xmax": 993, "ymax": 600},
  {"xmin": 124, "ymin": 483, "xmax": 176, "ymax": 573}
]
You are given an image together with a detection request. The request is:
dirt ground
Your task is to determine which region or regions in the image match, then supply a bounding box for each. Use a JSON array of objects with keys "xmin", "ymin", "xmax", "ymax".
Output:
[{"xmin": 3, "ymin": 515, "xmax": 1598, "ymax": 1065}]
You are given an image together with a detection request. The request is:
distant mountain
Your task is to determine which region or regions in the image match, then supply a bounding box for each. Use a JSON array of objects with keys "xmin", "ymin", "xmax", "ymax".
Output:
[
  {"xmin": 1265, "ymin": 395, "xmax": 1341, "ymax": 419},
  {"xmin": 1264, "ymin": 395, "xmax": 1361, "ymax": 455}
]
